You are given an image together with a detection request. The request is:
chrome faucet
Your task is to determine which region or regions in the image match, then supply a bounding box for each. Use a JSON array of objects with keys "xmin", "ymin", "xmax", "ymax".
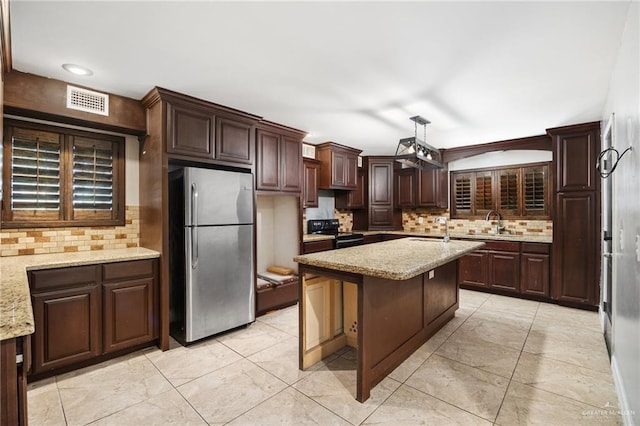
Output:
[
  {"xmin": 486, "ymin": 210, "xmax": 505, "ymax": 234},
  {"xmin": 435, "ymin": 217, "xmax": 450, "ymax": 243}
]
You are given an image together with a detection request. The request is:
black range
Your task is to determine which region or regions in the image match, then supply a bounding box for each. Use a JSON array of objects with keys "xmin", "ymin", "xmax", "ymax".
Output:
[{"xmin": 307, "ymin": 219, "xmax": 365, "ymax": 249}]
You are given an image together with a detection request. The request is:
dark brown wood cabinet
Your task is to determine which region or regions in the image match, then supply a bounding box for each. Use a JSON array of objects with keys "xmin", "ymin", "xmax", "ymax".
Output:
[
  {"xmin": 459, "ymin": 241, "xmax": 520, "ymax": 293},
  {"xmin": 166, "ymin": 100, "xmax": 215, "ymax": 159},
  {"xmin": 29, "ymin": 259, "xmax": 158, "ymax": 378},
  {"xmin": 256, "ymin": 123, "xmax": 305, "ymax": 193},
  {"xmin": 549, "ymin": 122, "xmax": 600, "ymax": 308},
  {"xmin": 521, "ymin": 243, "xmax": 550, "ymax": 297},
  {"xmin": 352, "ymin": 156, "xmax": 402, "ymax": 230},
  {"xmin": 163, "ymin": 90, "xmax": 258, "ymax": 166},
  {"xmin": 553, "ymin": 191, "xmax": 598, "ymax": 305},
  {"xmin": 489, "ymin": 249, "xmax": 520, "ymax": 293},
  {"xmin": 418, "ymin": 168, "xmax": 448, "ymax": 208},
  {"xmin": 395, "ymin": 167, "xmax": 448, "ymax": 209},
  {"xmin": 302, "ymin": 239, "xmax": 334, "ymax": 254},
  {"xmin": 1, "ymin": 337, "xmax": 28, "ymax": 426},
  {"xmin": 459, "ymin": 250, "xmax": 489, "ymax": 288},
  {"xmin": 315, "ymin": 142, "xmax": 362, "ymax": 190},
  {"xmin": 303, "ymin": 158, "xmax": 321, "ymax": 208},
  {"xmin": 102, "ymin": 260, "xmax": 157, "ymax": 353},
  {"xmin": 335, "ymin": 167, "xmax": 365, "ymax": 210},
  {"xmin": 30, "ymin": 265, "xmax": 101, "ymax": 375},
  {"xmin": 395, "ymin": 168, "xmax": 416, "ymax": 208}
]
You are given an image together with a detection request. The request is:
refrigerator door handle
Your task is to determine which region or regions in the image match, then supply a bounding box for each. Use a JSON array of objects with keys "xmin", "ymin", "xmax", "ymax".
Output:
[{"xmin": 191, "ymin": 183, "xmax": 199, "ymax": 269}]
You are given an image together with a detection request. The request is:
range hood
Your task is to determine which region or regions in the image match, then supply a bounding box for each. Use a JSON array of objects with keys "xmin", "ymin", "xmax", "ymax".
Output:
[{"xmin": 394, "ymin": 116, "xmax": 444, "ymax": 170}]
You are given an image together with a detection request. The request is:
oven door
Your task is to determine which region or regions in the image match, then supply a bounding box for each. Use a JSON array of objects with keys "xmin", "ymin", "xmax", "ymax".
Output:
[{"xmin": 334, "ymin": 235, "xmax": 365, "ymax": 249}]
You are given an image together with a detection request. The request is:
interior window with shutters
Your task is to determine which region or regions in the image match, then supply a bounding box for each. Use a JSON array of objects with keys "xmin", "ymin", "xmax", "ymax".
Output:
[
  {"xmin": 2, "ymin": 120, "xmax": 125, "ymax": 228},
  {"xmin": 453, "ymin": 173, "xmax": 472, "ymax": 216},
  {"xmin": 523, "ymin": 164, "xmax": 548, "ymax": 217},
  {"xmin": 475, "ymin": 172, "xmax": 493, "ymax": 213}
]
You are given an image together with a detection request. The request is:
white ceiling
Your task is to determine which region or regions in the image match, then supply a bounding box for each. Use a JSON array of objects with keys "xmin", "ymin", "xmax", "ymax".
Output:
[{"xmin": 9, "ymin": 1, "xmax": 631, "ymax": 154}]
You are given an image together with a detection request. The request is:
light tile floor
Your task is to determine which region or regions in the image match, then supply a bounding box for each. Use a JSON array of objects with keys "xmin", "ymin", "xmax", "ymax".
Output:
[{"xmin": 28, "ymin": 290, "xmax": 622, "ymax": 425}]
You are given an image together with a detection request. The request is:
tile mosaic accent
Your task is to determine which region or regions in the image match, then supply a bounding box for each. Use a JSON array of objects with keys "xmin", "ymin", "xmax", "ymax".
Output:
[
  {"xmin": 0, "ymin": 206, "xmax": 140, "ymax": 257},
  {"xmin": 402, "ymin": 208, "xmax": 552, "ymax": 238}
]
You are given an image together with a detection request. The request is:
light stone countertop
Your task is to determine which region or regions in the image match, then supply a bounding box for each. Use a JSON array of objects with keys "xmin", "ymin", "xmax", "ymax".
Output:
[
  {"xmin": 0, "ymin": 247, "xmax": 160, "ymax": 341},
  {"xmin": 295, "ymin": 237, "xmax": 485, "ymax": 280},
  {"xmin": 302, "ymin": 234, "xmax": 335, "ymax": 242}
]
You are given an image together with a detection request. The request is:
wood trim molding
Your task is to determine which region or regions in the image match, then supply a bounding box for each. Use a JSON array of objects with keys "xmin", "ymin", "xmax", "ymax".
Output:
[
  {"xmin": 0, "ymin": 0, "xmax": 11, "ymax": 74},
  {"xmin": 4, "ymin": 71, "xmax": 146, "ymax": 135},
  {"xmin": 442, "ymin": 134, "xmax": 551, "ymax": 163},
  {"xmin": 546, "ymin": 121, "xmax": 600, "ymax": 136}
]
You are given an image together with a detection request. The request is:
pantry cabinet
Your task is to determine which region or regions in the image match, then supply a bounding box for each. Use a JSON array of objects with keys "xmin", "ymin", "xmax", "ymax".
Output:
[
  {"xmin": 29, "ymin": 259, "xmax": 158, "ymax": 378},
  {"xmin": 352, "ymin": 156, "xmax": 401, "ymax": 230}
]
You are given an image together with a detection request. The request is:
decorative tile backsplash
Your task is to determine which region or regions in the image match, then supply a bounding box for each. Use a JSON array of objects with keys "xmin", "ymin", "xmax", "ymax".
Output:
[
  {"xmin": 402, "ymin": 208, "xmax": 553, "ymax": 237},
  {"xmin": 0, "ymin": 206, "xmax": 140, "ymax": 257},
  {"xmin": 304, "ymin": 207, "xmax": 552, "ymax": 238}
]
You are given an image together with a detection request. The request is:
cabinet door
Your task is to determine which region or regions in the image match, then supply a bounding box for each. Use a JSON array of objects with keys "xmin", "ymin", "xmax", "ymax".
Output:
[
  {"xmin": 497, "ymin": 168, "xmax": 520, "ymax": 217},
  {"xmin": 256, "ymin": 129, "xmax": 281, "ymax": 191},
  {"xmin": 349, "ymin": 168, "xmax": 366, "ymax": 209},
  {"xmin": 489, "ymin": 251, "xmax": 520, "ymax": 293},
  {"xmin": 553, "ymin": 192, "xmax": 597, "ymax": 305},
  {"xmin": 215, "ymin": 117, "xmax": 253, "ymax": 165},
  {"xmin": 166, "ymin": 102, "xmax": 215, "ymax": 159},
  {"xmin": 417, "ymin": 168, "xmax": 438, "ymax": 207},
  {"xmin": 554, "ymin": 127, "xmax": 599, "ymax": 192},
  {"xmin": 331, "ymin": 151, "xmax": 347, "ymax": 187},
  {"xmin": 103, "ymin": 278, "xmax": 155, "ymax": 353},
  {"xmin": 345, "ymin": 154, "xmax": 358, "ymax": 188},
  {"xmin": 396, "ymin": 168, "xmax": 416, "ymax": 208},
  {"xmin": 303, "ymin": 239, "xmax": 334, "ymax": 254},
  {"xmin": 458, "ymin": 251, "xmax": 488, "ymax": 288},
  {"xmin": 303, "ymin": 160, "xmax": 320, "ymax": 208},
  {"xmin": 31, "ymin": 286, "xmax": 101, "ymax": 375},
  {"xmin": 370, "ymin": 161, "xmax": 393, "ymax": 205},
  {"xmin": 280, "ymin": 136, "xmax": 302, "ymax": 192},
  {"xmin": 521, "ymin": 253, "xmax": 550, "ymax": 297},
  {"xmin": 304, "ymin": 278, "xmax": 332, "ymax": 350}
]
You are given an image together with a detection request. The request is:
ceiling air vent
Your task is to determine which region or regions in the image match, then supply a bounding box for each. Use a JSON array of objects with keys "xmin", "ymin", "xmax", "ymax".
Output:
[
  {"xmin": 66, "ymin": 85, "xmax": 109, "ymax": 116},
  {"xmin": 302, "ymin": 144, "xmax": 316, "ymax": 159}
]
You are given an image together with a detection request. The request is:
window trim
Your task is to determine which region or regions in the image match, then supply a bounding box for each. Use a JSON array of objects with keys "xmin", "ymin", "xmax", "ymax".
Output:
[{"xmin": 2, "ymin": 119, "xmax": 125, "ymax": 228}]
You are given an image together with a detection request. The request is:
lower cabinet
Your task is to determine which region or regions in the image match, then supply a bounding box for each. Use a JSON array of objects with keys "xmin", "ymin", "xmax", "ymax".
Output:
[
  {"xmin": 29, "ymin": 259, "xmax": 158, "ymax": 378},
  {"xmin": 303, "ymin": 276, "xmax": 343, "ymax": 351},
  {"xmin": 302, "ymin": 239, "xmax": 334, "ymax": 254},
  {"xmin": 520, "ymin": 243, "xmax": 551, "ymax": 297},
  {"xmin": 459, "ymin": 240, "xmax": 549, "ymax": 298}
]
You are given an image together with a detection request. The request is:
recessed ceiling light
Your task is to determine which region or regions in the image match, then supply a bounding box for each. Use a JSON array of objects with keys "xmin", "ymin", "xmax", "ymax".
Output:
[{"xmin": 62, "ymin": 63, "xmax": 93, "ymax": 76}]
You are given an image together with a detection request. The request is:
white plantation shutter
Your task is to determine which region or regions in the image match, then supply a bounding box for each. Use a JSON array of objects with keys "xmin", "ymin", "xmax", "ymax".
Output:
[{"xmin": 11, "ymin": 137, "xmax": 61, "ymax": 211}]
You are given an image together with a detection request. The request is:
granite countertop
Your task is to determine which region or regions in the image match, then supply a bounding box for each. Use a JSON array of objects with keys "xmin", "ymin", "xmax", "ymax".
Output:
[
  {"xmin": 302, "ymin": 234, "xmax": 335, "ymax": 242},
  {"xmin": 0, "ymin": 247, "xmax": 160, "ymax": 341},
  {"xmin": 295, "ymin": 238, "xmax": 485, "ymax": 280}
]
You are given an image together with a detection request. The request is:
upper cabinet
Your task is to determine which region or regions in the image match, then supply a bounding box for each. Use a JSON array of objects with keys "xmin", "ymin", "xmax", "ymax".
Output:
[
  {"xmin": 303, "ymin": 158, "xmax": 321, "ymax": 208},
  {"xmin": 352, "ymin": 156, "xmax": 402, "ymax": 230},
  {"xmin": 395, "ymin": 166, "xmax": 448, "ymax": 209},
  {"xmin": 147, "ymin": 88, "xmax": 260, "ymax": 168},
  {"xmin": 335, "ymin": 167, "xmax": 366, "ymax": 210},
  {"xmin": 451, "ymin": 162, "xmax": 550, "ymax": 219},
  {"xmin": 256, "ymin": 122, "xmax": 305, "ymax": 193},
  {"xmin": 315, "ymin": 142, "xmax": 362, "ymax": 190},
  {"xmin": 549, "ymin": 123, "xmax": 599, "ymax": 192}
]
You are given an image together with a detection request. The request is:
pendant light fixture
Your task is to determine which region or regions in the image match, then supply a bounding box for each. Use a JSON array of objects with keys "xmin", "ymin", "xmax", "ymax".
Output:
[{"xmin": 394, "ymin": 115, "xmax": 443, "ymax": 169}]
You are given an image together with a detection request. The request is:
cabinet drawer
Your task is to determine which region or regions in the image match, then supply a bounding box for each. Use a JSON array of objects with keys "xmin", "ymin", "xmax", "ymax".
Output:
[
  {"xmin": 102, "ymin": 259, "xmax": 155, "ymax": 282},
  {"xmin": 521, "ymin": 242, "xmax": 550, "ymax": 254},
  {"xmin": 30, "ymin": 265, "xmax": 99, "ymax": 292},
  {"xmin": 303, "ymin": 239, "xmax": 334, "ymax": 254},
  {"xmin": 484, "ymin": 240, "xmax": 520, "ymax": 252}
]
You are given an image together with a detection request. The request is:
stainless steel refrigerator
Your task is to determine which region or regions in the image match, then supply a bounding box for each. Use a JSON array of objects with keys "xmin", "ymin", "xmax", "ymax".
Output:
[{"xmin": 169, "ymin": 167, "xmax": 255, "ymax": 344}]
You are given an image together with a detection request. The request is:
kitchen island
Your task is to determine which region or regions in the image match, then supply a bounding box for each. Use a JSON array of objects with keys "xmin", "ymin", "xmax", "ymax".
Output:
[{"xmin": 294, "ymin": 237, "xmax": 484, "ymax": 402}]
